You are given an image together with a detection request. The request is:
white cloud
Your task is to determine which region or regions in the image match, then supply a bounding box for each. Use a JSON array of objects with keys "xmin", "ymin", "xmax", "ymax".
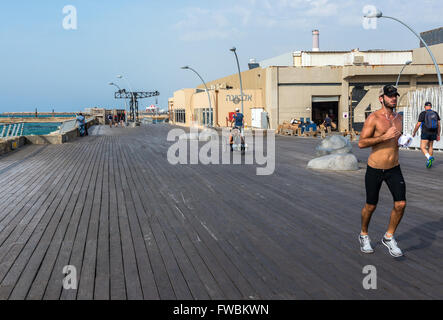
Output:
[{"xmin": 172, "ymin": 0, "xmax": 442, "ymax": 42}]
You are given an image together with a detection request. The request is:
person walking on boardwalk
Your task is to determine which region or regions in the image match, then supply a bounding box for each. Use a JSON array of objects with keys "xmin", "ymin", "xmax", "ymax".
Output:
[
  {"xmin": 120, "ymin": 113, "xmax": 125, "ymax": 127},
  {"xmin": 229, "ymin": 108, "xmax": 245, "ymax": 152},
  {"xmin": 322, "ymin": 114, "xmax": 332, "ymax": 134},
  {"xmin": 357, "ymin": 85, "xmax": 406, "ymax": 258},
  {"xmin": 108, "ymin": 114, "xmax": 113, "ymax": 128},
  {"xmin": 76, "ymin": 113, "xmax": 87, "ymax": 137},
  {"xmin": 412, "ymin": 102, "xmax": 441, "ymax": 168}
]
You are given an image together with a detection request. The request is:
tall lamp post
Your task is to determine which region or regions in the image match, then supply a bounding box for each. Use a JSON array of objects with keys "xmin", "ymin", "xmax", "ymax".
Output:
[
  {"xmin": 181, "ymin": 66, "xmax": 213, "ymax": 127},
  {"xmin": 117, "ymin": 74, "xmax": 137, "ymax": 122},
  {"xmin": 109, "ymin": 82, "xmax": 128, "ymax": 125},
  {"xmin": 395, "ymin": 60, "xmax": 413, "ymax": 87},
  {"xmin": 230, "ymin": 47, "xmax": 245, "ymax": 116},
  {"xmin": 364, "ymin": 11, "xmax": 442, "ymax": 86}
]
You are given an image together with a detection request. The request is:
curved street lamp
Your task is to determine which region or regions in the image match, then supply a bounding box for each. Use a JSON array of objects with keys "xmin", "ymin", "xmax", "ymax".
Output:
[
  {"xmin": 230, "ymin": 47, "xmax": 245, "ymax": 116},
  {"xmin": 181, "ymin": 66, "xmax": 213, "ymax": 127},
  {"xmin": 109, "ymin": 82, "xmax": 128, "ymax": 124},
  {"xmin": 395, "ymin": 60, "xmax": 413, "ymax": 87},
  {"xmin": 364, "ymin": 11, "xmax": 442, "ymax": 86}
]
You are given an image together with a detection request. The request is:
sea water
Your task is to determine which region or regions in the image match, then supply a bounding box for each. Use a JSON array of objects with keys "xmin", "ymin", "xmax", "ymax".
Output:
[{"xmin": 0, "ymin": 122, "xmax": 61, "ymax": 136}]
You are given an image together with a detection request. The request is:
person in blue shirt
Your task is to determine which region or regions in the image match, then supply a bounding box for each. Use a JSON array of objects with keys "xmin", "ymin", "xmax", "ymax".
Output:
[
  {"xmin": 232, "ymin": 108, "xmax": 244, "ymax": 129},
  {"xmin": 412, "ymin": 102, "xmax": 441, "ymax": 168},
  {"xmin": 76, "ymin": 113, "xmax": 87, "ymax": 137},
  {"xmin": 229, "ymin": 108, "xmax": 245, "ymax": 152}
]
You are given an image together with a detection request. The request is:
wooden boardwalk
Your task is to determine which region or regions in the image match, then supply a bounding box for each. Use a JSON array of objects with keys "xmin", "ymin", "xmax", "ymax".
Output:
[{"xmin": 0, "ymin": 124, "xmax": 442, "ymax": 300}]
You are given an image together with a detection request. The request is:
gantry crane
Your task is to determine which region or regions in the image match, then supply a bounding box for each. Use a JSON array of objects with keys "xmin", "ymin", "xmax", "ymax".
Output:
[{"xmin": 114, "ymin": 89, "xmax": 160, "ymax": 122}]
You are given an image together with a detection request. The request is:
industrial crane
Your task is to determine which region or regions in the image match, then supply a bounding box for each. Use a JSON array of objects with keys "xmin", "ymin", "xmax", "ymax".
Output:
[{"xmin": 114, "ymin": 89, "xmax": 160, "ymax": 123}]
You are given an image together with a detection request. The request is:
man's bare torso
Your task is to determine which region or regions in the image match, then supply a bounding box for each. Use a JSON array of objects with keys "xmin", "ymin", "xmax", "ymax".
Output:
[{"xmin": 367, "ymin": 110, "xmax": 403, "ymax": 169}]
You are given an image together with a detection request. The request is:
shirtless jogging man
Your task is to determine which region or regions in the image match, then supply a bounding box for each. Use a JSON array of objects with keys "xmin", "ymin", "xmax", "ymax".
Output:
[{"xmin": 358, "ymin": 85, "xmax": 406, "ymax": 257}]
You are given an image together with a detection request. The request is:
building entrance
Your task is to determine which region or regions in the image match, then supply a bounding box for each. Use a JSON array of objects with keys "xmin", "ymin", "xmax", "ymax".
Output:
[{"xmin": 312, "ymin": 96, "xmax": 339, "ymax": 129}]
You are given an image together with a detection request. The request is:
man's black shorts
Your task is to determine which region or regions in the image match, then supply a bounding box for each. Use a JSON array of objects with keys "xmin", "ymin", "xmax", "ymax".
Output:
[
  {"xmin": 421, "ymin": 132, "xmax": 437, "ymax": 141},
  {"xmin": 365, "ymin": 165, "xmax": 406, "ymax": 205}
]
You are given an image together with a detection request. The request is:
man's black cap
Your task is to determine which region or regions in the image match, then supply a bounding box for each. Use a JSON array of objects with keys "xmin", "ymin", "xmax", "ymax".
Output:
[
  {"xmin": 425, "ymin": 101, "xmax": 432, "ymax": 107},
  {"xmin": 379, "ymin": 85, "xmax": 400, "ymax": 97}
]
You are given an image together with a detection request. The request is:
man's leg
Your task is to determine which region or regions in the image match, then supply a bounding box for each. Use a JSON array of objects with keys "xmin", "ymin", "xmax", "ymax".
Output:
[
  {"xmin": 362, "ymin": 166, "xmax": 382, "ymax": 235},
  {"xmin": 361, "ymin": 204, "xmax": 377, "ymax": 235},
  {"xmin": 386, "ymin": 201, "xmax": 407, "ymax": 235},
  {"xmin": 421, "ymin": 139, "xmax": 430, "ymax": 158},
  {"xmin": 428, "ymin": 140, "xmax": 434, "ymax": 157}
]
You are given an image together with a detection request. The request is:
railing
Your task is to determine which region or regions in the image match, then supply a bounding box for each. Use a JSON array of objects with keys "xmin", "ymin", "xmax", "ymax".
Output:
[
  {"xmin": 58, "ymin": 119, "xmax": 78, "ymax": 134},
  {"xmin": 404, "ymin": 86, "xmax": 443, "ymax": 150},
  {"xmin": 58, "ymin": 117, "xmax": 95, "ymax": 134},
  {"xmin": 0, "ymin": 123, "xmax": 25, "ymax": 138}
]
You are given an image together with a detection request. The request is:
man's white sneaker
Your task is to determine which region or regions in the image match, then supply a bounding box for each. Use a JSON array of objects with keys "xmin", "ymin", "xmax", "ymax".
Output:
[
  {"xmin": 359, "ymin": 235, "xmax": 374, "ymax": 254},
  {"xmin": 382, "ymin": 235, "xmax": 403, "ymax": 257}
]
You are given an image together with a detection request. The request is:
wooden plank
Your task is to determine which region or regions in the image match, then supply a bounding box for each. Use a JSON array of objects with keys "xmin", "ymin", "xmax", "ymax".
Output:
[
  {"xmin": 109, "ymin": 137, "xmax": 144, "ymax": 300},
  {"xmin": 114, "ymin": 141, "xmax": 160, "ymax": 300},
  {"xmin": 42, "ymin": 137, "xmax": 106, "ymax": 300},
  {"xmin": 0, "ymin": 143, "xmax": 92, "ymax": 299},
  {"xmin": 60, "ymin": 137, "xmax": 107, "ymax": 300},
  {"xmin": 25, "ymin": 141, "xmax": 102, "ymax": 300},
  {"xmin": 7, "ymin": 142, "xmax": 96, "ymax": 300},
  {"xmin": 94, "ymin": 137, "xmax": 110, "ymax": 300},
  {"xmin": 107, "ymin": 137, "xmax": 127, "ymax": 300}
]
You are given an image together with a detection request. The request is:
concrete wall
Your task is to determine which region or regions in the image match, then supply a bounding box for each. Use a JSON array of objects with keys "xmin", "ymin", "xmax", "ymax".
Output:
[
  {"xmin": 276, "ymin": 66, "xmax": 344, "ymax": 129},
  {"xmin": 196, "ymin": 67, "xmax": 267, "ymax": 111},
  {"xmin": 0, "ymin": 137, "xmax": 26, "ymax": 156},
  {"xmin": 169, "ymin": 88, "xmax": 264, "ymax": 128},
  {"xmin": 170, "ymin": 45, "xmax": 443, "ymax": 132},
  {"xmin": 412, "ymin": 43, "xmax": 443, "ymax": 64},
  {"xmin": 300, "ymin": 51, "xmax": 413, "ymax": 67}
]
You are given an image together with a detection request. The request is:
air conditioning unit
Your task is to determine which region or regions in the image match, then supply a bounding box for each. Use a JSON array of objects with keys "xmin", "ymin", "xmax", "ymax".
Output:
[{"xmin": 353, "ymin": 56, "xmax": 365, "ymax": 65}]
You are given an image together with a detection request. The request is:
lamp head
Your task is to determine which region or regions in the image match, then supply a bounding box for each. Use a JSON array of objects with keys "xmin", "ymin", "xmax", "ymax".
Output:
[
  {"xmin": 405, "ymin": 60, "xmax": 413, "ymax": 65},
  {"xmin": 109, "ymin": 82, "xmax": 114, "ymax": 86},
  {"xmin": 364, "ymin": 10, "xmax": 382, "ymax": 18},
  {"xmin": 117, "ymin": 75, "xmax": 123, "ymax": 79},
  {"xmin": 181, "ymin": 66, "xmax": 189, "ymax": 69},
  {"xmin": 230, "ymin": 47, "xmax": 236, "ymax": 52}
]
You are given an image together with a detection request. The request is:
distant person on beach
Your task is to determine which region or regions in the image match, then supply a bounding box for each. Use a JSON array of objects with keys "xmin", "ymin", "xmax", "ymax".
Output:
[
  {"xmin": 412, "ymin": 102, "xmax": 441, "ymax": 168},
  {"xmin": 357, "ymin": 85, "xmax": 406, "ymax": 258}
]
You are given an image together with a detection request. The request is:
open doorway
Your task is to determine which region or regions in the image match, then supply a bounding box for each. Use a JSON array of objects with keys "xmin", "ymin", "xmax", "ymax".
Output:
[{"xmin": 312, "ymin": 96, "xmax": 339, "ymax": 129}]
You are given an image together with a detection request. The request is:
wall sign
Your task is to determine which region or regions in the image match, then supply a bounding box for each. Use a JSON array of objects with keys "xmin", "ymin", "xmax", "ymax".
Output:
[{"xmin": 226, "ymin": 94, "xmax": 253, "ymax": 104}]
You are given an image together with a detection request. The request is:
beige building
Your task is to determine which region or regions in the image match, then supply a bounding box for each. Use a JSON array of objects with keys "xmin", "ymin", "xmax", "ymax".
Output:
[{"xmin": 169, "ymin": 43, "xmax": 443, "ymax": 132}]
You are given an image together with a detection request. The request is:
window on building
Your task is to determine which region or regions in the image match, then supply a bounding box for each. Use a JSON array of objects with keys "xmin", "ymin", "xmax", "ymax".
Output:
[
  {"xmin": 174, "ymin": 109, "xmax": 186, "ymax": 123},
  {"xmin": 195, "ymin": 108, "xmax": 213, "ymax": 126}
]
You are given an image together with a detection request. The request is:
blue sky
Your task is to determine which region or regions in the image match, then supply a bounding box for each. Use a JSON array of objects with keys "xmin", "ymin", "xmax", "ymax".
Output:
[{"xmin": 0, "ymin": 0, "xmax": 442, "ymax": 112}]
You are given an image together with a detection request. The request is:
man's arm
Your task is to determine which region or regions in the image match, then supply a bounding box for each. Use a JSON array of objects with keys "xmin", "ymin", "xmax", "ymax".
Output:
[
  {"xmin": 358, "ymin": 114, "xmax": 399, "ymax": 149},
  {"xmin": 412, "ymin": 122, "xmax": 422, "ymax": 137},
  {"xmin": 438, "ymin": 120, "xmax": 441, "ymax": 141}
]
